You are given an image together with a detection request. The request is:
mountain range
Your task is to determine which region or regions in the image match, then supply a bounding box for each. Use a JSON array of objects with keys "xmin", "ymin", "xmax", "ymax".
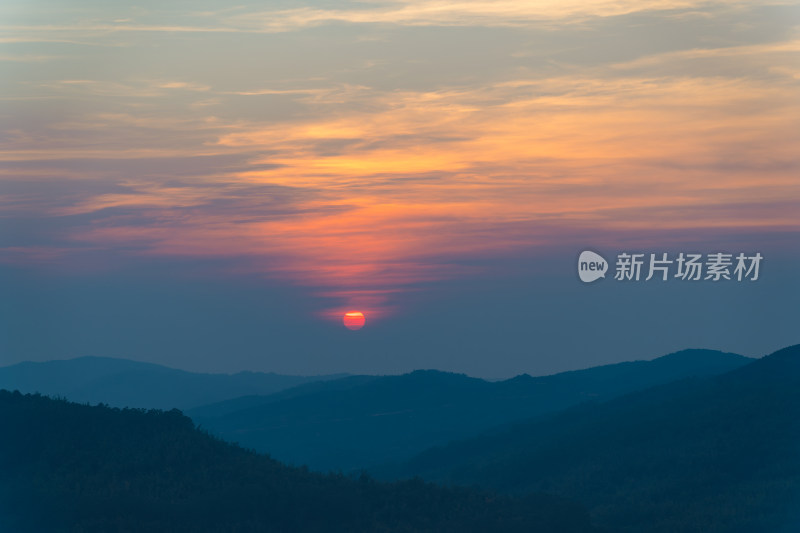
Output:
[
  {"xmin": 0, "ymin": 350, "xmax": 752, "ymax": 473},
  {"xmin": 1, "ymin": 345, "xmax": 797, "ymax": 532},
  {"xmin": 189, "ymin": 349, "xmax": 751, "ymax": 471},
  {"xmin": 385, "ymin": 344, "xmax": 800, "ymax": 533},
  {"xmin": 0, "ymin": 356, "xmax": 346, "ymax": 410}
]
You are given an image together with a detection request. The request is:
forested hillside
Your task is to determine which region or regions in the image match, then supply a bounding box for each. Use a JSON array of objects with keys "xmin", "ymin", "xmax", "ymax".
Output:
[{"xmin": 0, "ymin": 390, "xmax": 598, "ymax": 533}]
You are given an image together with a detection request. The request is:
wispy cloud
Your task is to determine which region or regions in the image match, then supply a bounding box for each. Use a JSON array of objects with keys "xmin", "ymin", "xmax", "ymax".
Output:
[
  {"xmin": 4, "ymin": 0, "xmax": 794, "ymax": 38},
  {"xmin": 223, "ymin": 0, "xmax": 760, "ymax": 31}
]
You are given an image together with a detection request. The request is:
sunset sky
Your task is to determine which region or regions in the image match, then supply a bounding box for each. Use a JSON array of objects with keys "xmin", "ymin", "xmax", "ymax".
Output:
[{"xmin": 2, "ymin": 0, "xmax": 799, "ymax": 377}]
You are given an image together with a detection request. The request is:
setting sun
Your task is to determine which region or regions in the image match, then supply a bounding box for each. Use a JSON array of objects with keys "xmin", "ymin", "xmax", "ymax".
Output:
[{"xmin": 343, "ymin": 311, "xmax": 366, "ymax": 331}]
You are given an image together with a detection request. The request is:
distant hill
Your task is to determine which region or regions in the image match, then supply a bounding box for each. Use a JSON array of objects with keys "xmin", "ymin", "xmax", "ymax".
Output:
[
  {"xmin": 188, "ymin": 374, "xmax": 381, "ymax": 419},
  {"xmin": 0, "ymin": 391, "xmax": 600, "ymax": 533},
  {"xmin": 391, "ymin": 345, "xmax": 800, "ymax": 533},
  {"xmin": 191, "ymin": 349, "xmax": 751, "ymax": 471},
  {"xmin": 0, "ymin": 357, "xmax": 347, "ymax": 410}
]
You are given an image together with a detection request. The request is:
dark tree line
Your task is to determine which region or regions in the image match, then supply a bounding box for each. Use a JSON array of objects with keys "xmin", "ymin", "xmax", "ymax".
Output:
[{"xmin": 0, "ymin": 390, "xmax": 599, "ymax": 533}]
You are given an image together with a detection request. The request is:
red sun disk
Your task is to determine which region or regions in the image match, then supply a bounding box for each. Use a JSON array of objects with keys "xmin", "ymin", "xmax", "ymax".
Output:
[{"xmin": 343, "ymin": 311, "xmax": 366, "ymax": 330}]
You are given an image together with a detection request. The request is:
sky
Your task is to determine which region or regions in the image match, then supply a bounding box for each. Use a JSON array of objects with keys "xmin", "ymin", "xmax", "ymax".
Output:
[{"xmin": 1, "ymin": 0, "xmax": 799, "ymax": 378}]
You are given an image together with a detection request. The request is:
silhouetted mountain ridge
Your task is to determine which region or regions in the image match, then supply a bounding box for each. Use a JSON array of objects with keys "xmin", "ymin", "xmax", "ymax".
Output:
[
  {"xmin": 0, "ymin": 356, "xmax": 347, "ymax": 410},
  {"xmin": 389, "ymin": 344, "xmax": 800, "ymax": 533},
  {"xmin": 191, "ymin": 348, "xmax": 751, "ymax": 471}
]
